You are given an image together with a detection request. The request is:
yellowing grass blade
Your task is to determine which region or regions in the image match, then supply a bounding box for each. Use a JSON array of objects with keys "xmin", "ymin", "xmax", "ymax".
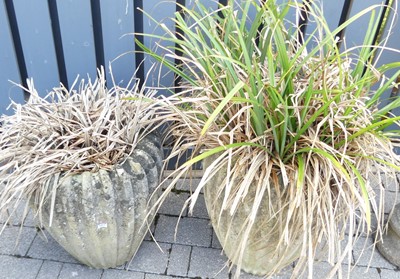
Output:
[
  {"xmin": 348, "ymin": 163, "xmax": 371, "ymax": 229},
  {"xmin": 200, "ymin": 80, "xmax": 245, "ymax": 136},
  {"xmin": 297, "ymin": 154, "xmax": 305, "ymax": 189}
]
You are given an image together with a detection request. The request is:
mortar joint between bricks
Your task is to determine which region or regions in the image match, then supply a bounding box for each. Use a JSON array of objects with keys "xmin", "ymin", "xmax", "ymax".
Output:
[
  {"xmin": 186, "ymin": 246, "xmax": 194, "ymax": 276},
  {"xmin": 164, "ymin": 246, "xmax": 173, "ymax": 275}
]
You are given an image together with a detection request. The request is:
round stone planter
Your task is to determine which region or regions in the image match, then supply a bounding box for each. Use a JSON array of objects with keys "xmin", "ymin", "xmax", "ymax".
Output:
[
  {"xmin": 203, "ymin": 156, "xmax": 302, "ymax": 276},
  {"xmin": 377, "ymin": 203, "xmax": 400, "ymax": 267},
  {"xmin": 31, "ymin": 133, "xmax": 163, "ymax": 269}
]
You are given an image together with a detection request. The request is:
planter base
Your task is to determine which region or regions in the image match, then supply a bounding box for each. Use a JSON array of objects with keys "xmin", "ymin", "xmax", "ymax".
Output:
[
  {"xmin": 377, "ymin": 203, "xmax": 400, "ymax": 267},
  {"xmin": 31, "ymin": 133, "xmax": 163, "ymax": 269},
  {"xmin": 203, "ymin": 156, "xmax": 302, "ymax": 276}
]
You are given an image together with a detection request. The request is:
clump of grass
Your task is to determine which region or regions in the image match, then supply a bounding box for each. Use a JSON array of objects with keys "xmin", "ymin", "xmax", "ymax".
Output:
[
  {"xmin": 0, "ymin": 68, "xmax": 167, "ymax": 230},
  {"xmin": 139, "ymin": 0, "xmax": 400, "ymax": 277}
]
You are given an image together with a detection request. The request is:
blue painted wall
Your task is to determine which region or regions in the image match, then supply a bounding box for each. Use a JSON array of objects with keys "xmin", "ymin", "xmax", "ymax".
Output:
[
  {"xmin": 0, "ymin": 1, "xmax": 24, "ymax": 114},
  {"xmin": 0, "ymin": 0, "xmax": 399, "ymax": 115}
]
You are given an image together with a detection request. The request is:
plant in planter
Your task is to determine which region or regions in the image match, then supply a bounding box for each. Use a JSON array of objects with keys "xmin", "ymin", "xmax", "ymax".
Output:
[
  {"xmin": 0, "ymin": 69, "xmax": 167, "ymax": 269},
  {"xmin": 139, "ymin": 0, "xmax": 400, "ymax": 277}
]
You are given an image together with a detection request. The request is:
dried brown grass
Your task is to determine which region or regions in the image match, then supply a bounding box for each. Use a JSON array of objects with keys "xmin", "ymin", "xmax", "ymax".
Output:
[{"xmin": 0, "ymin": 68, "xmax": 168, "ymax": 231}]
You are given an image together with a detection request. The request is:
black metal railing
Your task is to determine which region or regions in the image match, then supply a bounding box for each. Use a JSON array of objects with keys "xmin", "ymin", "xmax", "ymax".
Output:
[
  {"xmin": 134, "ymin": 0, "xmax": 145, "ymax": 88},
  {"xmin": 2, "ymin": 0, "xmax": 395, "ymax": 96},
  {"xmin": 48, "ymin": 0, "xmax": 68, "ymax": 89},
  {"xmin": 4, "ymin": 0, "xmax": 28, "ymax": 100}
]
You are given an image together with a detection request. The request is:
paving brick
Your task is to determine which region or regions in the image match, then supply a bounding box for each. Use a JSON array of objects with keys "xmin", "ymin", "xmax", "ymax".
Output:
[
  {"xmin": 161, "ymin": 178, "xmax": 173, "ymax": 190},
  {"xmin": 144, "ymin": 222, "xmax": 156, "ymax": 241},
  {"xmin": 127, "ymin": 241, "xmax": 170, "ymax": 274},
  {"xmin": 0, "ymin": 255, "xmax": 42, "ymax": 279},
  {"xmin": 27, "ymin": 231, "xmax": 78, "ymax": 264},
  {"xmin": 299, "ymin": 261, "xmax": 335, "ymax": 279},
  {"xmin": 113, "ymin": 263, "xmax": 128, "ymax": 270},
  {"xmin": 175, "ymin": 178, "xmax": 202, "ymax": 193},
  {"xmin": 189, "ymin": 194, "xmax": 209, "ymax": 219},
  {"xmin": 211, "ymin": 230, "xmax": 222, "ymax": 249},
  {"xmin": 384, "ymin": 191, "xmax": 398, "ymax": 214},
  {"xmin": 101, "ymin": 269, "xmax": 145, "ymax": 279},
  {"xmin": 231, "ymin": 270, "xmax": 263, "ymax": 279},
  {"xmin": 58, "ymin": 263, "xmax": 102, "ymax": 279},
  {"xmin": 1, "ymin": 179, "xmax": 400, "ymax": 279},
  {"xmin": 296, "ymin": 261, "xmax": 382, "ymax": 279},
  {"xmin": 167, "ymin": 244, "xmax": 191, "ymax": 277},
  {"xmin": 188, "ymin": 247, "xmax": 229, "ymax": 279},
  {"xmin": 342, "ymin": 265, "xmax": 381, "ymax": 279},
  {"xmin": 36, "ymin": 260, "xmax": 63, "ymax": 279},
  {"xmin": 301, "ymin": 262, "xmax": 386, "ymax": 279},
  {"xmin": 154, "ymin": 215, "xmax": 212, "ymax": 247},
  {"xmin": 313, "ymin": 237, "xmax": 354, "ymax": 264},
  {"xmin": 0, "ymin": 203, "xmax": 36, "ymax": 227},
  {"xmin": 0, "ymin": 212, "xmax": 6, "ymax": 225},
  {"xmin": 379, "ymin": 268, "xmax": 400, "ymax": 279},
  {"xmin": 353, "ymin": 236, "xmax": 396, "ymax": 269},
  {"xmin": 370, "ymin": 173, "xmax": 393, "ymax": 190},
  {"xmin": 159, "ymin": 192, "xmax": 189, "ymax": 216},
  {"xmin": 367, "ymin": 214, "xmax": 387, "ymax": 234},
  {"xmin": 382, "ymin": 173, "xmax": 399, "ymax": 192},
  {"xmin": 145, "ymin": 274, "xmax": 178, "ymax": 279},
  {"xmin": 231, "ymin": 264, "xmax": 293, "ymax": 279},
  {"xmin": 0, "ymin": 226, "xmax": 36, "ymax": 256},
  {"xmin": 374, "ymin": 189, "xmax": 398, "ymax": 214}
]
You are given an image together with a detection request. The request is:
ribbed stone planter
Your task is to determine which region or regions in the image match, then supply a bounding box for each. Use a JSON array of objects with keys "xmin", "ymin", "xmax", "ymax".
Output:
[
  {"xmin": 377, "ymin": 203, "xmax": 400, "ymax": 267},
  {"xmin": 203, "ymin": 156, "xmax": 302, "ymax": 276},
  {"xmin": 31, "ymin": 133, "xmax": 163, "ymax": 269}
]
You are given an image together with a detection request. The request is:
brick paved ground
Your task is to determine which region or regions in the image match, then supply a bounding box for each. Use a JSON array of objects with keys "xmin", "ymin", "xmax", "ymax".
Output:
[{"xmin": 1, "ymin": 178, "xmax": 400, "ymax": 278}]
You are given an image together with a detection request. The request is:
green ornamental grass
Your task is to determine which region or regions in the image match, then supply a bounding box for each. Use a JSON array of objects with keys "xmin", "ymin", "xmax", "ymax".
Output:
[{"xmin": 139, "ymin": 0, "xmax": 400, "ymax": 277}]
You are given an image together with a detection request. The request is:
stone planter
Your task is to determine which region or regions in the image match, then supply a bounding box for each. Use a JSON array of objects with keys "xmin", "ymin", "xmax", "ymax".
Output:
[
  {"xmin": 377, "ymin": 203, "xmax": 400, "ymax": 267},
  {"xmin": 31, "ymin": 133, "xmax": 163, "ymax": 269},
  {"xmin": 203, "ymin": 156, "xmax": 302, "ymax": 276}
]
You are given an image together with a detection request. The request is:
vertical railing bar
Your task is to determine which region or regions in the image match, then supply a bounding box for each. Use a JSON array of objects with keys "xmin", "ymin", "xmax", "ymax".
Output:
[
  {"xmin": 48, "ymin": 0, "xmax": 69, "ymax": 89},
  {"xmin": 371, "ymin": 0, "xmax": 393, "ymax": 50},
  {"xmin": 218, "ymin": 0, "xmax": 228, "ymax": 6},
  {"xmin": 90, "ymin": 0, "xmax": 105, "ymax": 71},
  {"xmin": 134, "ymin": 0, "xmax": 145, "ymax": 86},
  {"xmin": 174, "ymin": 0, "xmax": 186, "ymax": 92},
  {"xmin": 336, "ymin": 0, "xmax": 353, "ymax": 48},
  {"xmin": 297, "ymin": 0, "xmax": 311, "ymax": 46},
  {"xmin": 4, "ymin": 0, "xmax": 29, "ymax": 101},
  {"xmin": 362, "ymin": 0, "xmax": 394, "ymax": 77},
  {"xmin": 255, "ymin": 0, "xmax": 266, "ymax": 47},
  {"xmin": 218, "ymin": 0, "xmax": 228, "ymax": 19}
]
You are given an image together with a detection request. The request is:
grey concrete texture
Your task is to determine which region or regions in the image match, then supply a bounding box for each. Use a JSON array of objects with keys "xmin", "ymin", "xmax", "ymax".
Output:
[
  {"xmin": 376, "ymin": 203, "xmax": 400, "ymax": 268},
  {"xmin": 0, "ymin": 179, "xmax": 399, "ymax": 278}
]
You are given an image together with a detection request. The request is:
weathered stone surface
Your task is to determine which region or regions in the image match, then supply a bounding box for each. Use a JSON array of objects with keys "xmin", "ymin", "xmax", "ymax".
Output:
[
  {"xmin": 203, "ymin": 156, "xmax": 301, "ymax": 276},
  {"xmin": 389, "ymin": 203, "xmax": 400, "ymax": 236},
  {"xmin": 376, "ymin": 203, "xmax": 400, "ymax": 268},
  {"xmin": 30, "ymin": 133, "xmax": 163, "ymax": 269}
]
